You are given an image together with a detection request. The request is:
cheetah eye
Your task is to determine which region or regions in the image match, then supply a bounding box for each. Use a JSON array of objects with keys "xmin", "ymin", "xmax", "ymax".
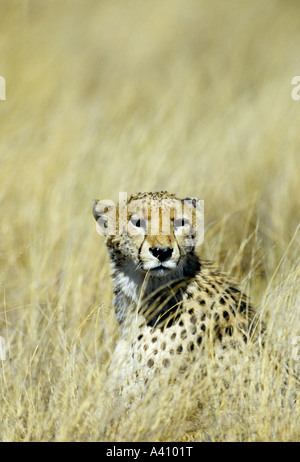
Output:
[
  {"xmin": 130, "ymin": 217, "xmax": 146, "ymax": 228},
  {"xmin": 174, "ymin": 218, "xmax": 189, "ymax": 228}
]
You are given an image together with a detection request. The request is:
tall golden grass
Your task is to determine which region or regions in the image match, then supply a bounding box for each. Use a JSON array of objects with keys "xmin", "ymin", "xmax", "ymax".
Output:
[{"xmin": 0, "ymin": 0, "xmax": 299, "ymax": 441}]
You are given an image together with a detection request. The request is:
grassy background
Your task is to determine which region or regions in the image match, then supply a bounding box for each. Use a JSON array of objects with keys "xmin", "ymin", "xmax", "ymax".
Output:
[{"xmin": 0, "ymin": 0, "xmax": 300, "ymax": 441}]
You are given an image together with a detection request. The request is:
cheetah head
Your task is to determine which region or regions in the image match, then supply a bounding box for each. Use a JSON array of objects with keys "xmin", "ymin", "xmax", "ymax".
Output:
[{"xmin": 93, "ymin": 192, "xmax": 204, "ymax": 277}]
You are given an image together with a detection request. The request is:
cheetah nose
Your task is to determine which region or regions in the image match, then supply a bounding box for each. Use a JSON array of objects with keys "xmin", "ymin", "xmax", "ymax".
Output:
[{"xmin": 150, "ymin": 247, "xmax": 173, "ymax": 262}]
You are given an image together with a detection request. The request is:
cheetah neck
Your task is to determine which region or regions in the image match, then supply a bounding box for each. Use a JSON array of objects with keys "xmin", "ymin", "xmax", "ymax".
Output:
[{"xmin": 110, "ymin": 252, "xmax": 201, "ymax": 330}]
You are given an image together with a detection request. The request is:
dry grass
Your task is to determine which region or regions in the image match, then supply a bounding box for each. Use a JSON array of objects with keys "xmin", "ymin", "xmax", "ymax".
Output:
[{"xmin": 0, "ymin": 0, "xmax": 300, "ymax": 441}]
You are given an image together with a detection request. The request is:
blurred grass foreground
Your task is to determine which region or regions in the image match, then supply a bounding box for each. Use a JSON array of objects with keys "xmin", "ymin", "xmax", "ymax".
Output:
[{"xmin": 0, "ymin": 0, "xmax": 300, "ymax": 441}]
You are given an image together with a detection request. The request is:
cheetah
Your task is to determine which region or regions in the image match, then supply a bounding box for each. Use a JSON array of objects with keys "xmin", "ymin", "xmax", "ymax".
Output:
[{"xmin": 92, "ymin": 191, "xmax": 260, "ymax": 393}]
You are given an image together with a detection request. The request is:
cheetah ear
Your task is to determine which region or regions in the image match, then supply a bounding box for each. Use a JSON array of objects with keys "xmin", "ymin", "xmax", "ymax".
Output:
[
  {"xmin": 93, "ymin": 200, "xmax": 105, "ymax": 222},
  {"xmin": 92, "ymin": 200, "xmax": 116, "ymax": 236},
  {"xmin": 182, "ymin": 197, "xmax": 200, "ymax": 208},
  {"xmin": 181, "ymin": 197, "xmax": 204, "ymax": 247}
]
